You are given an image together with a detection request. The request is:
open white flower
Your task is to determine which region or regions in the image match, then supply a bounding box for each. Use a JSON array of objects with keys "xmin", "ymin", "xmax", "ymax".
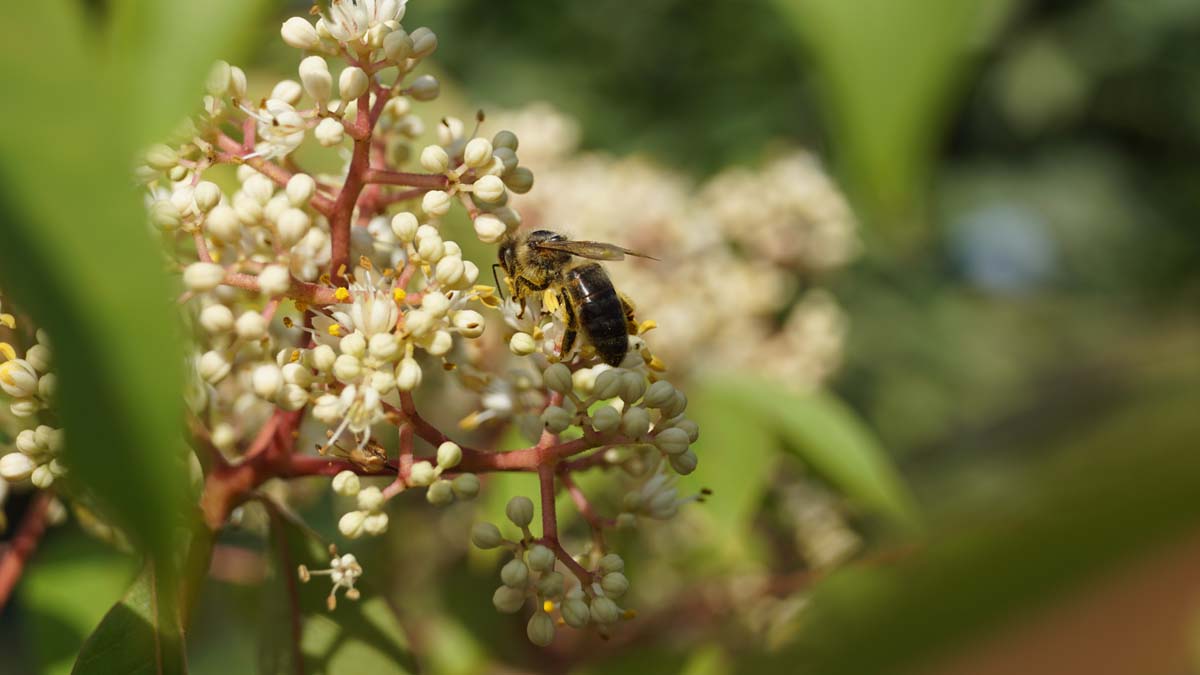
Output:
[{"xmin": 324, "ymin": 0, "xmax": 407, "ymax": 45}]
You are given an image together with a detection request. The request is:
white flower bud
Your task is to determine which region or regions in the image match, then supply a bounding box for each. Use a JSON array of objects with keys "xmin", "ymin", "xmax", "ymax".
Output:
[
  {"xmin": 15, "ymin": 430, "xmax": 38, "ymax": 455},
  {"xmin": 409, "ymin": 74, "xmax": 439, "ymax": 101},
  {"xmin": 492, "ymin": 586, "xmax": 526, "ymax": 614},
  {"xmin": 434, "ymin": 255, "xmax": 465, "ymax": 287},
  {"xmin": 527, "ymin": 545, "xmax": 556, "ymax": 572},
  {"xmin": 286, "ymin": 173, "xmax": 316, "ymax": 208},
  {"xmin": 542, "ymin": 364, "xmax": 572, "ymax": 394},
  {"xmin": 426, "ymin": 479, "xmax": 454, "ymax": 505},
  {"xmin": 333, "ymin": 354, "xmax": 362, "ymax": 383},
  {"xmin": 363, "ymin": 512, "xmax": 389, "ymax": 535},
  {"xmin": 421, "ymin": 190, "xmax": 451, "ymax": 218},
  {"xmin": 37, "ymin": 374, "xmax": 57, "ymax": 400},
  {"xmin": 193, "ymin": 181, "xmax": 221, "ymax": 213},
  {"xmin": 24, "ymin": 344, "xmax": 50, "ymax": 373},
  {"xmin": 419, "ymin": 145, "xmax": 449, "ymax": 173},
  {"xmin": 408, "ymin": 460, "xmax": 436, "ymax": 486},
  {"xmin": 281, "ymin": 17, "xmax": 320, "ymax": 50},
  {"xmin": 472, "ymin": 214, "xmax": 506, "ymax": 243},
  {"xmin": 423, "ymin": 330, "xmax": 453, "ymax": 357},
  {"xmin": 505, "ymin": 167, "xmax": 535, "ymax": 194},
  {"xmin": 206, "ymin": 60, "xmax": 232, "ymax": 97},
  {"xmin": 618, "ymin": 371, "xmax": 646, "ymax": 404},
  {"xmin": 243, "ymin": 173, "xmax": 275, "ymax": 204},
  {"xmin": 670, "ymin": 449, "xmax": 698, "ymax": 475},
  {"xmin": 472, "ymin": 175, "xmax": 506, "ymax": 203},
  {"xmin": 339, "ymin": 331, "xmax": 367, "ymax": 357},
  {"xmin": 356, "ymin": 486, "xmax": 384, "ymax": 512},
  {"xmin": 198, "ymin": 351, "xmax": 231, "ymax": 384},
  {"xmin": 421, "ymin": 291, "xmax": 450, "ymax": 317},
  {"xmin": 621, "ymin": 406, "xmax": 651, "ymax": 439},
  {"xmin": 313, "ymin": 393, "xmax": 342, "ymax": 424},
  {"xmin": 30, "ymin": 464, "xmax": 55, "ymax": 489},
  {"xmin": 676, "ymin": 418, "xmax": 700, "ymax": 443},
  {"xmin": 150, "ymin": 200, "xmax": 182, "ymax": 230},
  {"xmin": 145, "ymin": 144, "xmax": 178, "ymax": 171},
  {"xmin": 367, "ymin": 333, "xmax": 400, "ymax": 361},
  {"xmin": 390, "ymin": 212, "xmax": 418, "ymax": 241},
  {"xmin": 450, "ymin": 310, "xmax": 484, "ymax": 338},
  {"xmin": 451, "ymin": 473, "xmax": 480, "ymax": 499},
  {"xmin": 276, "ymin": 208, "xmax": 311, "ymax": 248},
  {"xmin": 471, "ymin": 522, "xmax": 503, "ymax": 549},
  {"xmin": 395, "ymin": 357, "xmax": 422, "ymax": 390},
  {"xmin": 251, "ymin": 363, "xmax": 283, "ymax": 399},
  {"xmin": 541, "ymin": 406, "xmax": 571, "ymax": 434},
  {"xmin": 643, "ymin": 380, "xmax": 676, "ymax": 409},
  {"xmin": 509, "ymin": 332, "xmax": 536, "ymax": 356},
  {"xmin": 183, "ymin": 262, "xmax": 225, "ymax": 292},
  {"xmin": 339, "ymin": 67, "xmax": 369, "ymax": 101},
  {"xmin": 338, "ymin": 510, "xmax": 367, "ymax": 539},
  {"xmin": 572, "ymin": 368, "xmax": 596, "ymax": 396},
  {"xmin": 332, "ymin": 470, "xmax": 361, "ymax": 496},
  {"xmin": 590, "ymin": 596, "xmax": 620, "ymax": 624},
  {"xmin": 314, "ymin": 116, "xmax": 344, "ymax": 147},
  {"xmin": 298, "ymin": 56, "xmax": 332, "ymax": 104},
  {"xmin": 462, "ymin": 138, "xmax": 493, "ymax": 169},
  {"xmin": 0, "ymin": 453, "xmax": 34, "ymax": 482},
  {"xmin": 654, "ymin": 427, "xmax": 690, "ymax": 456},
  {"xmin": 661, "ymin": 390, "xmax": 688, "ymax": 419},
  {"xmin": 211, "ymin": 423, "xmax": 236, "ymax": 451},
  {"xmin": 228, "ymin": 65, "xmax": 247, "ymax": 99},
  {"xmin": 493, "ymin": 146, "xmax": 518, "ymax": 173},
  {"xmin": 271, "ymin": 79, "xmax": 303, "ymax": 106},
  {"xmin": 205, "ymin": 204, "xmax": 240, "ymax": 242},
  {"xmin": 501, "ymin": 558, "xmax": 529, "ymax": 588},
  {"xmin": 527, "ymin": 611, "xmax": 555, "ymax": 647},
  {"xmin": 403, "ymin": 310, "xmax": 432, "ymax": 338},
  {"xmin": 368, "ymin": 369, "xmax": 395, "ymax": 394},
  {"xmin": 312, "ymin": 344, "xmax": 337, "ymax": 372},
  {"xmin": 492, "ymin": 130, "xmax": 518, "ymax": 151},
  {"xmin": 236, "ymin": 311, "xmax": 268, "ymax": 341},
  {"xmin": 506, "ymin": 496, "xmax": 534, "ymax": 528},
  {"xmin": 383, "ymin": 28, "xmax": 412, "ymax": 62},
  {"xmin": 562, "ymin": 597, "xmax": 590, "ymax": 628},
  {"xmin": 436, "ymin": 441, "xmax": 462, "ymax": 469},
  {"xmin": 409, "ymin": 27, "xmax": 438, "ymax": 58},
  {"xmin": 258, "ymin": 265, "xmax": 291, "ymax": 297}
]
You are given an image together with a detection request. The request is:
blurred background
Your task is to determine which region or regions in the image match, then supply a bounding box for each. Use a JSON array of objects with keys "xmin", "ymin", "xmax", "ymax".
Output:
[{"xmin": 4, "ymin": 0, "xmax": 1200, "ymax": 673}]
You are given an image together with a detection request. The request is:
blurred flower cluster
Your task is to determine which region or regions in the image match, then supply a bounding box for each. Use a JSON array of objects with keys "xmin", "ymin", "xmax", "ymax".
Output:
[
  {"xmin": 0, "ymin": 0, "xmax": 704, "ymax": 647},
  {"xmin": 493, "ymin": 104, "xmax": 858, "ymax": 391}
]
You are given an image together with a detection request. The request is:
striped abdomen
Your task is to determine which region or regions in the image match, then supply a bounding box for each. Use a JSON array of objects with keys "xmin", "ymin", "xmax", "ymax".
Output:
[{"xmin": 565, "ymin": 263, "xmax": 628, "ymax": 367}]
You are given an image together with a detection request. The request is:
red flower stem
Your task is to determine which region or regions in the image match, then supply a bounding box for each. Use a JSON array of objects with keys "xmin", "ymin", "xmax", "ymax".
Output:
[
  {"xmin": 0, "ymin": 492, "xmax": 52, "ymax": 613},
  {"xmin": 220, "ymin": 271, "xmax": 339, "ymax": 305},
  {"xmin": 362, "ymin": 169, "xmax": 451, "ymax": 188}
]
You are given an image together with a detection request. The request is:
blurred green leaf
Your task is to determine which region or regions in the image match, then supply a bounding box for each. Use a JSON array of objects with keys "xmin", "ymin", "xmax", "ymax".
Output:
[
  {"xmin": 72, "ymin": 564, "xmax": 186, "ymax": 675},
  {"xmin": 771, "ymin": 0, "xmax": 1011, "ymax": 237},
  {"xmin": 260, "ymin": 515, "xmax": 419, "ymax": 675},
  {"xmin": 741, "ymin": 382, "xmax": 1200, "ymax": 674},
  {"xmin": 22, "ymin": 534, "xmax": 136, "ymax": 675},
  {"xmin": 714, "ymin": 377, "xmax": 918, "ymax": 528},
  {"xmin": 682, "ymin": 384, "xmax": 777, "ymax": 555}
]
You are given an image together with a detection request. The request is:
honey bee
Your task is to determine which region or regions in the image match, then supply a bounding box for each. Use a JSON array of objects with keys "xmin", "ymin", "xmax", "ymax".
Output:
[{"xmin": 497, "ymin": 230, "xmax": 656, "ymax": 367}]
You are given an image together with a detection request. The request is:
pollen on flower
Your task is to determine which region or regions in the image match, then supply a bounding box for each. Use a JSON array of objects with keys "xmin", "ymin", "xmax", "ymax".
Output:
[
  {"xmin": 334, "ymin": 287, "xmax": 351, "ymax": 302},
  {"xmin": 328, "ymin": 324, "xmax": 343, "ymax": 336}
]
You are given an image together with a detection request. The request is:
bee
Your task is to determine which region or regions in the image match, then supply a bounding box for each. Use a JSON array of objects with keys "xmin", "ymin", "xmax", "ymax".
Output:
[{"xmin": 497, "ymin": 230, "xmax": 656, "ymax": 367}]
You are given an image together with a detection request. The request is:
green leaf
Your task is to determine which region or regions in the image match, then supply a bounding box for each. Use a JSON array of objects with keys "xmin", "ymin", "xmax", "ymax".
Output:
[
  {"xmin": 260, "ymin": 515, "xmax": 419, "ymax": 675},
  {"xmin": 716, "ymin": 376, "xmax": 918, "ymax": 528},
  {"xmin": 71, "ymin": 564, "xmax": 187, "ymax": 675},
  {"xmin": 681, "ymin": 384, "xmax": 777, "ymax": 556},
  {"xmin": 770, "ymin": 0, "xmax": 1013, "ymax": 238},
  {"xmin": 21, "ymin": 534, "xmax": 137, "ymax": 675}
]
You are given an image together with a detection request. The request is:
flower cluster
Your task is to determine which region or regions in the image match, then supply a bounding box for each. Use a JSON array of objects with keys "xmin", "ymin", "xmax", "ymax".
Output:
[{"xmin": 0, "ymin": 0, "xmax": 703, "ymax": 647}]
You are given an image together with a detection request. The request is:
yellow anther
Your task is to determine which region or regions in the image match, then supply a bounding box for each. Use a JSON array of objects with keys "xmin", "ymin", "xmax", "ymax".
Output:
[
  {"xmin": 334, "ymin": 287, "xmax": 351, "ymax": 302},
  {"xmin": 621, "ymin": 609, "xmax": 638, "ymax": 620},
  {"xmin": 0, "ymin": 361, "xmax": 18, "ymax": 386},
  {"xmin": 0, "ymin": 342, "xmax": 15, "ymax": 362},
  {"xmin": 542, "ymin": 600, "xmax": 555, "ymax": 613},
  {"xmin": 294, "ymin": 301, "xmax": 309, "ymax": 312},
  {"xmin": 647, "ymin": 356, "xmax": 667, "ymax": 372},
  {"xmin": 457, "ymin": 411, "xmax": 482, "ymax": 431},
  {"xmin": 473, "ymin": 285, "xmax": 496, "ymax": 297},
  {"xmin": 358, "ymin": 256, "xmax": 373, "ymax": 271},
  {"xmin": 392, "ymin": 288, "xmax": 406, "ymax": 302},
  {"xmin": 382, "ymin": 267, "xmax": 394, "ymax": 278},
  {"xmin": 336, "ymin": 264, "xmax": 348, "ymax": 279},
  {"xmin": 637, "ymin": 319, "xmax": 657, "ymax": 335},
  {"xmin": 282, "ymin": 316, "xmax": 295, "ymax": 328},
  {"xmin": 478, "ymin": 294, "xmax": 501, "ymax": 309},
  {"xmin": 328, "ymin": 324, "xmax": 343, "ymax": 337},
  {"xmin": 0, "ymin": 313, "xmax": 15, "ymax": 329},
  {"xmin": 319, "ymin": 273, "xmax": 332, "ymax": 285},
  {"xmin": 289, "ymin": 349, "xmax": 301, "ymax": 363}
]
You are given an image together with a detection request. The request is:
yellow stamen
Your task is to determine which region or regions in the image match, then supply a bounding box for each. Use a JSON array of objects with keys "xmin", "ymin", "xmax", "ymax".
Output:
[
  {"xmin": 337, "ymin": 264, "xmax": 348, "ymax": 279},
  {"xmin": 542, "ymin": 600, "xmax": 555, "ymax": 613},
  {"xmin": 0, "ymin": 361, "xmax": 19, "ymax": 386},
  {"xmin": 392, "ymin": 288, "xmax": 406, "ymax": 302},
  {"xmin": 637, "ymin": 319, "xmax": 657, "ymax": 334},
  {"xmin": 0, "ymin": 313, "xmax": 15, "ymax": 329},
  {"xmin": 358, "ymin": 256, "xmax": 373, "ymax": 271},
  {"xmin": 333, "ymin": 287, "xmax": 351, "ymax": 302},
  {"xmin": 478, "ymin": 294, "xmax": 501, "ymax": 309},
  {"xmin": 319, "ymin": 273, "xmax": 332, "ymax": 285},
  {"xmin": 382, "ymin": 268, "xmax": 394, "ymax": 278},
  {"xmin": 647, "ymin": 356, "xmax": 667, "ymax": 372},
  {"xmin": 282, "ymin": 316, "xmax": 295, "ymax": 328},
  {"xmin": 328, "ymin": 324, "xmax": 343, "ymax": 337},
  {"xmin": 289, "ymin": 349, "xmax": 301, "ymax": 363},
  {"xmin": 294, "ymin": 301, "xmax": 309, "ymax": 312},
  {"xmin": 457, "ymin": 411, "xmax": 482, "ymax": 431},
  {"xmin": 621, "ymin": 609, "xmax": 638, "ymax": 620},
  {"xmin": 0, "ymin": 342, "xmax": 15, "ymax": 362}
]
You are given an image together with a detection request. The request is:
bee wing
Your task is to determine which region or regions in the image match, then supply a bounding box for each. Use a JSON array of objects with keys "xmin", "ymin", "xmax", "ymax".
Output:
[{"xmin": 531, "ymin": 239, "xmax": 659, "ymax": 262}]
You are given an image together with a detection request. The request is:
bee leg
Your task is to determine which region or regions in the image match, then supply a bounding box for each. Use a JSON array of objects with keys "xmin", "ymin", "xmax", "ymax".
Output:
[
  {"xmin": 560, "ymin": 292, "xmax": 579, "ymax": 358},
  {"xmin": 618, "ymin": 292, "xmax": 638, "ymax": 334},
  {"xmin": 514, "ymin": 276, "xmax": 550, "ymax": 319}
]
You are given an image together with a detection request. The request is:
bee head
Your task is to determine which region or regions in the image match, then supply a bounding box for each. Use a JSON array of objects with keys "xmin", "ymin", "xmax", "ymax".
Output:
[{"xmin": 525, "ymin": 230, "xmax": 571, "ymax": 270}]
